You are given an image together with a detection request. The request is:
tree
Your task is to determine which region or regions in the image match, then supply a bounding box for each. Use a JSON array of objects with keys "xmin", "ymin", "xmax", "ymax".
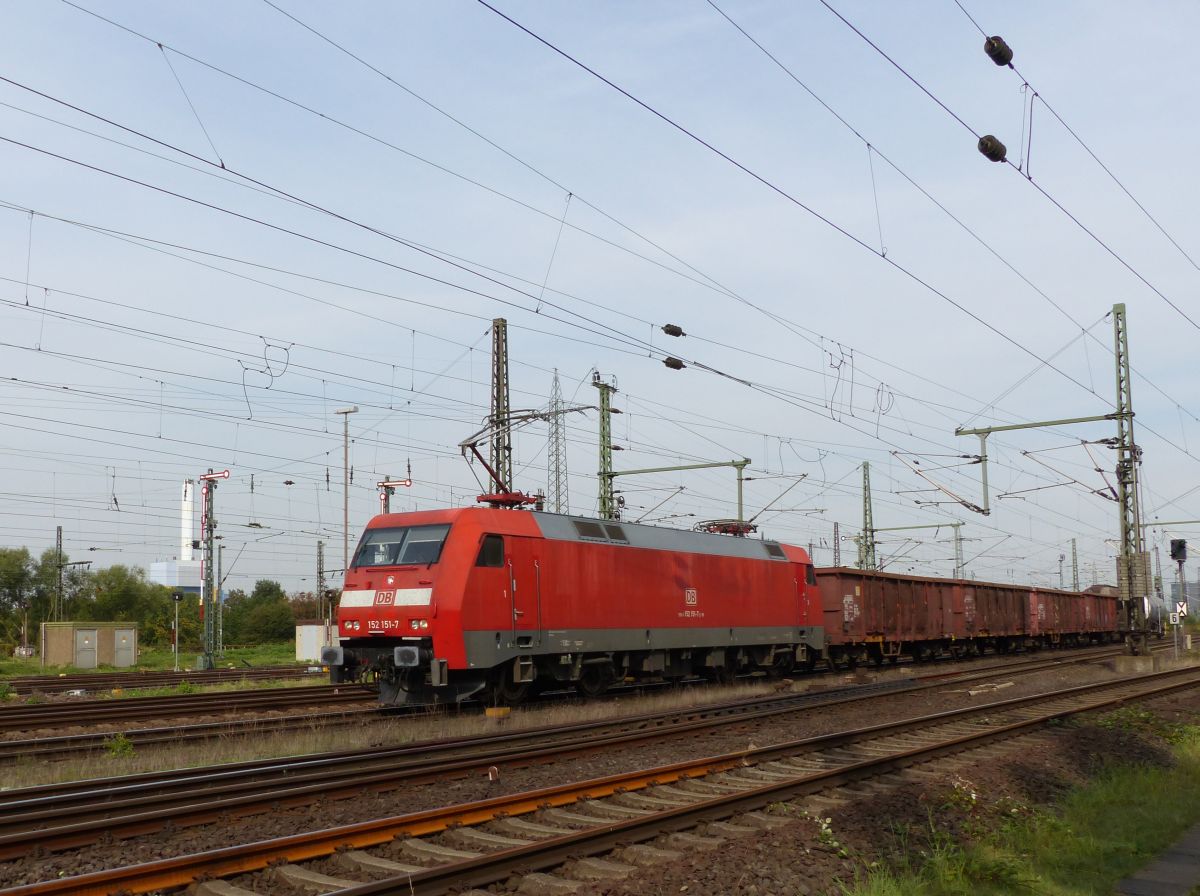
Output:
[
  {"xmin": 289, "ymin": 591, "xmax": 320, "ymax": 622},
  {"xmin": 0, "ymin": 548, "xmax": 34, "ymax": 651},
  {"xmin": 0, "ymin": 548, "xmax": 34, "ymax": 615},
  {"xmin": 222, "ymin": 580, "xmax": 292, "ymax": 645},
  {"xmin": 242, "ymin": 600, "xmax": 295, "ymax": 642}
]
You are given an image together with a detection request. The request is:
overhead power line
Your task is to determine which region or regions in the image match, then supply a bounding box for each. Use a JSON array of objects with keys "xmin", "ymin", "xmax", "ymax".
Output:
[
  {"xmin": 815, "ymin": 0, "xmax": 1200, "ymax": 333},
  {"xmin": 951, "ymin": 1, "xmax": 1200, "ymax": 277},
  {"xmin": 472, "ymin": 1, "xmax": 1129, "ymax": 411}
]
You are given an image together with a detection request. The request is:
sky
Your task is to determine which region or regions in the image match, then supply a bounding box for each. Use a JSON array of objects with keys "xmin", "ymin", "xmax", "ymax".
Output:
[{"xmin": 1, "ymin": 1, "xmax": 1199, "ymax": 595}]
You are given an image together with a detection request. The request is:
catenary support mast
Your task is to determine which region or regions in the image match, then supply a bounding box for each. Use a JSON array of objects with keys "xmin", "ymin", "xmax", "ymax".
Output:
[
  {"xmin": 1112, "ymin": 303, "xmax": 1149, "ymax": 652},
  {"xmin": 548, "ymin": 369, "xmax": 569, "ymax": 513},
  {"xmin": 489, "ymin": 319, "xmax": 513, "ymax": 495},
  {"xmin": 594, "ymin": 372, "xmax": 618, "ymax": 519},
  {"xmin": 859, "ymin": 462, "xmax": 876, "ymax": 570}
]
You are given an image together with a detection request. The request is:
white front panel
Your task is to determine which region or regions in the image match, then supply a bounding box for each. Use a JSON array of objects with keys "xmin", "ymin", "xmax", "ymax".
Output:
[{"xmin": 340, "ymin": 587, "xmax": 433, "ymax": 608}]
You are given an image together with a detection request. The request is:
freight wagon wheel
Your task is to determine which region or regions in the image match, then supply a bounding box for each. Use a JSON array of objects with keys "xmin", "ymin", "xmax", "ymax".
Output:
[{"xmin": 575, "ymin": 664, "xmax": 613, "ymax": 699}]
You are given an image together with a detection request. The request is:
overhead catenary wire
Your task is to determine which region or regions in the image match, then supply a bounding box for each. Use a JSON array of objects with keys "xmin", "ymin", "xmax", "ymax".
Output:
[
  {"xmin": 39, "ymin": 1, "xmax": 1199, "ymax": 454},
  {"xmin": 471, "ymin": 0, "xmax": 1136, "ymax": 414},
  {"xmin": 815, "ymin": 0, "xmax": 1200, "ymax": 333},
  {"xmin": 950, "ymin": 0, "xmax": 1200, "ymax": 277},
  {"xmin": 2, "ymin": 4, "xmax": 1190, "ymax": 582}
]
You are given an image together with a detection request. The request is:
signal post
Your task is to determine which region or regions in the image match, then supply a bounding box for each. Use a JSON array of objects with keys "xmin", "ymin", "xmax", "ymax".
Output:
[{"xmin": 198, "ymin": 468, "xmax": 229, "ymax": 670}]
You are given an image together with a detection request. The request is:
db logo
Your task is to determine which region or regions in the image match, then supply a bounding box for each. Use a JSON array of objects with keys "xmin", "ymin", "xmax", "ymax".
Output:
[
  {"xmin": 374, "ymin": 590, "xmax": 395, "ymax": 606},
  {"xmin": 684, "ymin": 589, "xmax": 697, "ymax": 606}
]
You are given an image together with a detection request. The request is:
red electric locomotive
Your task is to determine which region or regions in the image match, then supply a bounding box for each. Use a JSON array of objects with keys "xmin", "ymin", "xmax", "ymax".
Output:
[{"xmin": 323, "ymin": 507, "xmax": 823, "ymax": 705}]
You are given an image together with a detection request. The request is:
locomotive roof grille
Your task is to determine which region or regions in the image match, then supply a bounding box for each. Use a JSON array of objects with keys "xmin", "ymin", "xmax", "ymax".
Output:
[
  {"xmin": 572, "ymin": 520, "xmax": 607, "ymax": 540},
  {"xmin": 541, "ymin": 513, "xmax": 788, "ymax": 561}
]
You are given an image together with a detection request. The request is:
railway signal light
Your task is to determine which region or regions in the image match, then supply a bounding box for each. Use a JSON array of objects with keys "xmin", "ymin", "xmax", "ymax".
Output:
[{"xmin": 1170, "ymin": 539, "xmax": 1187, "ymax": 561}]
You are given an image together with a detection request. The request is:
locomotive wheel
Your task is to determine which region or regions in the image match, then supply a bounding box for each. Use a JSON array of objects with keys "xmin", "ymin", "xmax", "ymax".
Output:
[
  {"xmin": 768, "ymin": 652, "xmax": 794, "ymax": 678},
  {"xmin": 575, "ymin": 664, "xmax": 613, "ymax": 699},
  {"xmin": 705, "ymin": 661, "xmax": 735, "ymax": 685},
  {"xmin": 490, "ymin": 674, "xmax": 532, "ymax": 706}
]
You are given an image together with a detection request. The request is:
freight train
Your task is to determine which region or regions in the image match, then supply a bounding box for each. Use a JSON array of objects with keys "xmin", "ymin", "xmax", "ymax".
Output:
[{"xmin": 322, "ymin": 508, "xmax": 1122, "ymax": 705}]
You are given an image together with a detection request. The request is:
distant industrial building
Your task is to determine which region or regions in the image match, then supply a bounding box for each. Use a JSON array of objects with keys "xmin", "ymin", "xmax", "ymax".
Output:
[{"xmin": 149, "ymin": 480, "xmax": 202, "ymax": 595}]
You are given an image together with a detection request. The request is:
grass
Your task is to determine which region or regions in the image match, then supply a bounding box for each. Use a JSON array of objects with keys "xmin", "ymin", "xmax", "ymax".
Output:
[
  {"xmin": 842, "ymin": 722, "xmax": 1200, "ymax": 896},
  {"xmin": 1, "ymin": 680, "xmax": 782, "ymax": 790},
  {"xmin": 0, "ymin": 641, "xmax": 301, "ymax": 679}
]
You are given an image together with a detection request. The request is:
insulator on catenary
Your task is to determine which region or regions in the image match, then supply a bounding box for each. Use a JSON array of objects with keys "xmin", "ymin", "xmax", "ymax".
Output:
[
  {"xmin": 661, "ymin": 323, "xmax": 686, "ymax": 337},
  {"xmin": 663, "ymin": 356, "xmax": 686, "ymax": 370},
  {"xmin": 978, "ymin": 135, "xmax": 1007, "ymax": 162},
  {"xmin": 984, "ymin": 35, "xmax": 1014, "ymax": 66}
]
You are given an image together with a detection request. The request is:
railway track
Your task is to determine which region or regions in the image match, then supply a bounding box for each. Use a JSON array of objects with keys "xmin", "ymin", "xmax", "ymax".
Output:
[
  {"xmin": 0, "ymin": 644, "xmax": 1146, "ymax": 858},
  {"xmin": 1, "ymin": 664, "xmax": 323, "ymax": 696},
  {"xmin": 0, "ymin": 684, "xmax": 376, "ymax": 735},
  {"xmin": 3, "ymin": 662, "xmax": 1196, "ymax": 896},
  {"xmin": 0, "ymin": 641, "xmax": 1134, "ymax": 763}
]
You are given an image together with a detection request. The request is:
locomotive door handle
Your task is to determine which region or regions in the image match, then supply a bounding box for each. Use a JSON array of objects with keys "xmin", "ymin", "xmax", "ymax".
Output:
[{"xmin": 513, "ymin": 609, "xmax": 525, "ymax": 617}]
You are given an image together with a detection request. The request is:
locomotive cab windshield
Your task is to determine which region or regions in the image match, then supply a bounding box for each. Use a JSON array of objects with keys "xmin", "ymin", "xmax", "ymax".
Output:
[{"xmin": 352, "ymin": 524, "xmax": 450, "ymax": 567}]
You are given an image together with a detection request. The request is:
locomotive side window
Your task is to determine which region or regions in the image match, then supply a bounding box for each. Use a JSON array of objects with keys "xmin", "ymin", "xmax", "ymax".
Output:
[
  {"xmin": 806, "ymin": 565, "xmax": 817, "ymax": 586},
  {"xmin": 352, "ymin": 524, "xmax": 451, "ymax": 567},
  {"xmin": 476, "ymin": 534, "xmax": 505, "ymax": 567},
  {"xmin": 764, "ymin": 542, "xmax": 786, "ymax": 559}
]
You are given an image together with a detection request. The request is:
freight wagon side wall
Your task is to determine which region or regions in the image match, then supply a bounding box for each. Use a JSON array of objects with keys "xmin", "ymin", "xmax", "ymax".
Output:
[
  {"xmin": 964, "ymin": 583, "xmax": 1028, "ymax": 638},
  {"xmin": 819, "ymin": 569, "xmax": 958, "ymax": 646}
]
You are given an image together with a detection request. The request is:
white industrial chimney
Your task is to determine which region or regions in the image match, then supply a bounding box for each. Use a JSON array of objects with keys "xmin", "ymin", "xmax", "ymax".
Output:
[{"xmin": 181, "ymin": 479, "xmax": 195, "ymax": 561}]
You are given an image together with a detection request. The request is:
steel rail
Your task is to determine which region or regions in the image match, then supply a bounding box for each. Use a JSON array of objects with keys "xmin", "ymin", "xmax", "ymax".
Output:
[
  {"xmin": 0, "ymin": 644, "xmax": 1128, "ymax": 817},
  {"xmin": 0, "ymin": 685, "xmax": 375, "ymax": 733},
  {"xmin": 5, "ymin": 665, "xmax": 1198, "ymax": 896},
  {"xmin": 0, "ymin": 705, "xmax": 383, "ymax": 762},
  {"xmin": 2, "ymin": 666, "xmax": 322, "ymax": 696},
  {"xmin": 0, "ymin": 643, "xmax": 1136, "ymax": 840},
  {"xmin": 0, "ymin": 641, "xmax": 1131, "ymax": 761}
]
